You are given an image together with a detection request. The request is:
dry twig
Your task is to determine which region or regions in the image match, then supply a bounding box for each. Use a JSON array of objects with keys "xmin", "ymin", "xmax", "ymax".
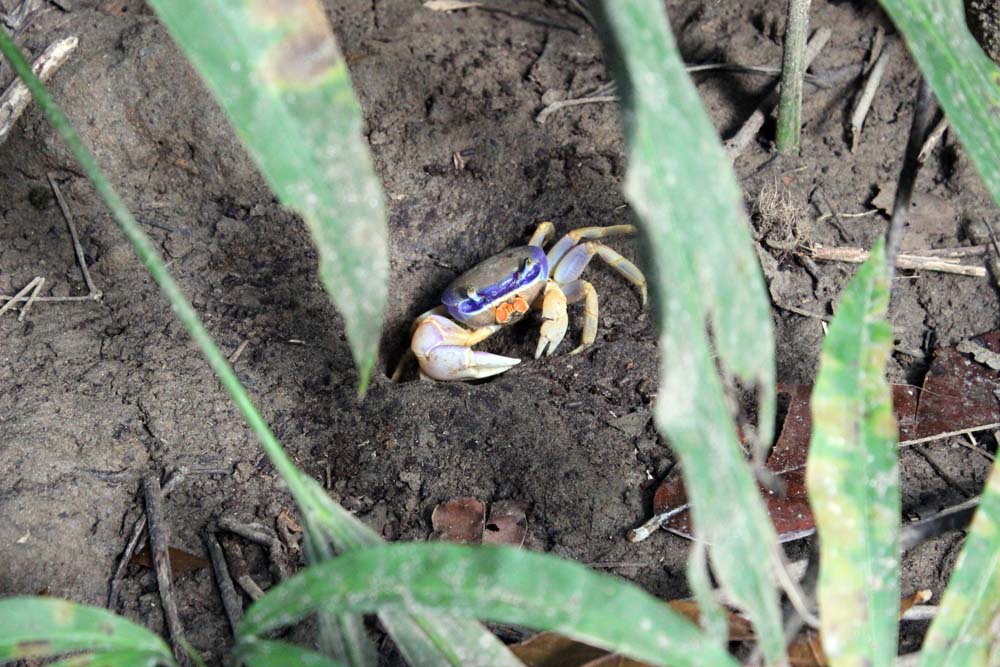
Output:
[
  {"xmin": 143, "ymin": 474, "xmax": 191, "ymax": 667},
  {"xmin": 0, "ymin": 36, "xmax": 77, "ymax": 144},
  {"xmin": 809, "ymin": 245, "xmax": 987, "ymax": 277},
  {"xmin": 204, "ymin": 531, "xmax": 243, "ymax": 633},
  {"xmin": 850, "ymin": 41, "xmax": 891, "ymax": 153}
]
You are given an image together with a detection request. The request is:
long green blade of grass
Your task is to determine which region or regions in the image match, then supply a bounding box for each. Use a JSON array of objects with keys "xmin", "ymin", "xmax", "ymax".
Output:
[
  {"xmin": 0, "ymin": 597, "xmax": 174, "ymax": 666},
  {"xmin": 297, "ymin": 477, "xmax": 526, "ymax": 667},
  {"xmin": 806, "ymin": 239, "xmax": 899, "ymax": 667},
  {"xmin": 237, "ymin": 542, "xmax": 739, "ymax": 667},
  {"xmin": 236, "ymin": 639, "xmax": 347, "ymax": 667},
  {"xmin": 877, "ymin": 1, "xmax": 1000, "ymax": 211},
  {"xmin": 589, "ymin": 2, "xmax": 783, "ymax": 663},
  {"xmin": 144, "ymin": 0, "xmax": 388, "ymax": 394},
  {"xmin": 918, "ymin": 463, "xmax": 1000, "ymax": 667},
  {"xmin": 0, "ymin": 25, "xmax": 518, "ymax": 667}
]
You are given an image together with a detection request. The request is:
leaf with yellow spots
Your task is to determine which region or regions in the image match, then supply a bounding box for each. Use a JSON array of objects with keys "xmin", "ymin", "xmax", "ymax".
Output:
[
  {"xmin": 0, "ymin": 597, "xmax": 174, "ymax": 665},
  {"xmin": 806, "ymin": 238, "xmax": 899, "ymax": 667},
  {"xmin": 145, "ymin": 0, "xmax": 388, "ymax": 395}
]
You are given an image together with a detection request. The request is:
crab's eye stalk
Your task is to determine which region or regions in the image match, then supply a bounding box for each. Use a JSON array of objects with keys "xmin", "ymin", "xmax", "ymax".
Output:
[
  {"xmin": 519, "ymin": 257, "xmax": 536, "ymax": 278},
  {"xmin": 465, "ymin": 286, "xmax": 479, "ymax": 301}
]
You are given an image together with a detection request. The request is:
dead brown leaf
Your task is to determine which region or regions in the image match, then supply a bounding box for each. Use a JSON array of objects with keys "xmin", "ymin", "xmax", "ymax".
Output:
[
  {"xmin": 483, "ymin": 499, "xmax": 528, "ymax": 547},
  {"xmin": 431, "ymin": 497, "xmax": 485, "ymax": 543},
  {"xmin": 131, "ymin": 545, "xmax": 209, "ymax": 576}
]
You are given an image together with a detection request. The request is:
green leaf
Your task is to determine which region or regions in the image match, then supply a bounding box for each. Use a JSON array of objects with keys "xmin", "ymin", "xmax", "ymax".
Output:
[
  {"xmin": 919, "ymin": 463, "xmax": 1000, "ymax": 667},
  {"xmin": 144, "ymin": 0, "xmax": 388, "ymax": 393},
  {"xmin": 0, "ymin": 597, "xmax": 174, "ymax": 666},
  {"xmin": 588, "ymin": 2, "xmax": 782, "ymax": 663},
  {"xmin": 877, "ymin": 1, "xmax": 1000, "ymax": 211},
  {"xmin": 806, "ymin": 239, "xmax": 899, "ymax": 667},
  {"xmin": 238, "ymin": 543, "xmax": 738, "ymax": 667},
  {"xmin": 236, "ymin": 638, "xmax": 348, "ymax": 667},
  {"xmin": 297, "ymin": 477, "xmax": 526, "ymax": 667}
]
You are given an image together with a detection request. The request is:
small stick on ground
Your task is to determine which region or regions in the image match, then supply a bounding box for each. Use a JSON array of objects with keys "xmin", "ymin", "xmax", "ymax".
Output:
[
  {"xmin": 850, "ymin": 41, "xmax": 891, "ymax": 153},
  {"xmin": 626, "ymin": 503, "xmax": 689, "ymax": 543},
  {"xmin": 108, "ymin": 467, "xmax": 187, "ymax": 609},
  {"xmin": 775, "ymin": 0, "xmax": 813, "ymax": 154},
  {"xmin": 725, "ymin": 27, "xmax": 831, "ymax": 159},
  {"xmin": 959, "ymin": 432, "xmax": 995, "ymax": 462},
  {"xmin": 203, "ymin": 531, "xmax": 243, "ymax": 633},
  {"xmin": 816, "ymin": 185, "xmax": 855, "ymax": 243},
  {"xmin": 0, "ymin": 276, "xmax": 41, "ymax": 318},
  {"xmin": 809, "ymin": 245, "xmax": 987, "ymax": 277},
  {"xmin": 227, "ymin": 339, "xmax": 250, "ymax": 364},
  {"xmin": 143, "ymin": 473, "xmax": 190, "ymax": 667},
  {"xmin": 0, "ymin": 36, "xmax": 77, "ymax": 144},
  {"xmin": 221, "ymin": 535, "xmax": 266, "ymax": 601},
  {"xmin": 48, "ymin": 172, "xmax": 101, "ymax": 298},
  {"xmin": 534, "ymin": 63, "xmax": 829, "ymax": 125},
  {"xmin": 773, "ymin": 301, "xmax": 831, "ymax": 321},
  {"xmin": 864, "ymin": 26, "xmax": 885, "ymax": 73},
  {"xmin": 917, "ymin": 115, "xmax": 949, "ymax": 164},
  {"xmin": 17, "ymin": 276, "xmax": 42, "ymax": 321},
  {"xmin": 217, "ymin": 516, "xmax": 289, "ymax": 581},
  {"xmin": 886, "ymin": 78, "xmax": 934, "ymax": 280},
  {"xmin": 899, "ymin": 422, "xmax": 1000, "ymax": 448}
]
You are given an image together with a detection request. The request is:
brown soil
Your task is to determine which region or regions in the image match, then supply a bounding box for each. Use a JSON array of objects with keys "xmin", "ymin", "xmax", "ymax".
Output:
[{"xmin": 1, "ymin": 1, "xmax": 996, "ymax": 664}]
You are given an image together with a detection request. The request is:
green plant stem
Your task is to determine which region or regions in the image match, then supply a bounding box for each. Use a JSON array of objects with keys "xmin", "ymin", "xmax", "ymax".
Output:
[
  {"xmin": 776, "ymin": 0, "xmax": 812, "ymax": 154},
  {"xmin": 0, "ymin": 26, "xmax": 307, "ymax": 510}
]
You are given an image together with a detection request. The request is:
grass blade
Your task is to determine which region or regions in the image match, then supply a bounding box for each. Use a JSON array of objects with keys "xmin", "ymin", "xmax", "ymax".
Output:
[
  {"xmin": 806, "ymin": 239, "xmax": 899, "ymax": 667},
  {"xmin": 144, "ymin": 0, "xmax": 388, "ymax": 393},
  {"xmin": 298, "ymin": 477, "xmax": 526, "ymax": 667},
  {"xmin": 0, "ymin": 597, "xmax": 174, "ymax": 666},
  {"xmin": 589, "ymin": 2, "xmax": 782, "ymax": 662},
  {"xmin": 236, "ymin": 639, "xmax": 347, "ymax": 667},
  {"xmin": 237, "ymin": 543, "xmax": 739, "ymax": 667},
  {"xmin": 877, "ymin": 0, "xmax": 1000, "ymax": 211},
  {"xmin": 918, "ymin": 463, "xmax": 1000, "ymax": 667}
]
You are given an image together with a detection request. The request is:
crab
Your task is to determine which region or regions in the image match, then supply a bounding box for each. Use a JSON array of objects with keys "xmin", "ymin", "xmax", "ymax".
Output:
[{"xmin": 392, "ymin": 221, "xmax": 647, "ymax": 382}]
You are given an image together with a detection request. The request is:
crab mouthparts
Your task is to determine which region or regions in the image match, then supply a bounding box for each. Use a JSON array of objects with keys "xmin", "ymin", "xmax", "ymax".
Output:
[{"xmin": 494, "ymin": 295, "xmax": 530, "ymax": 324}]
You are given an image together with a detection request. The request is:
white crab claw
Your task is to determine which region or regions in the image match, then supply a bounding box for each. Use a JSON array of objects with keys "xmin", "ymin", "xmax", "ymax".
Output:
[
  {"xmin": 411, "ymin": 314, "xmax": 519, "ymax": 381},
  {"xmin": 535, "ymin": 318, "xmax": 568, "ymax": 359},
  {"xmin": 423, "ymin": 346, "xmax": 521, "ymax": 381}
]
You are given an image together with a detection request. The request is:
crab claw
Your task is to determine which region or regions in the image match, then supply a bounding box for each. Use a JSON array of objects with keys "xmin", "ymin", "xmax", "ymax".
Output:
[
  {"xmin": 422, "ymin": 346, "xmax": 521, "ymax": 381},
  {"xmin": 534, "ymin": 281, "xmax": 568, "ymax": 359},
  {"xmin": 412, "ymin": 314, "xmax": 519, "ymax": 381}
]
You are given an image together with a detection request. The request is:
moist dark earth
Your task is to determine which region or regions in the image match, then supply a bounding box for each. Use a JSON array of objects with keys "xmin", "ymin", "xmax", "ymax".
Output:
[{"xmin": 1, "ymin": 0, "xmax": 997, "ymax": 663}]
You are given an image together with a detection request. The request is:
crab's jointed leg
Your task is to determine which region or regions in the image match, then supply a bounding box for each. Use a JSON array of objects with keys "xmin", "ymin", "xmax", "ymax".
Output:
[
  {"xmin": 561, "ymin": 279, "xmax": 599, "ymax": 354},
  {"xmin": 411, "ymin": 314, "xmax": 518, "ymax": 381},
  {"xmin": 528, "ymin": 221, "xmax": 555, "ymax": 247},
  {"xmin": 553, "ymin": 241, "xmax": 648, "ymax": 306},
  {"xmin": 534, "ymin": 281, "xmax": 568, "ymax": 359},
  {"xmin": 546, "ymin": 224, "xmax": 637, "ymax": 266}
]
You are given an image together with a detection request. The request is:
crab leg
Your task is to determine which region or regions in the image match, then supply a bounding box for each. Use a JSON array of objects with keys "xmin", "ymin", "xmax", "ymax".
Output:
[
  {"xmin": 535, "ymin": 281, "xmax": 568, "ymax": 358},
  {"xmin": 411, "ymin": 315, "xmax": 519, "ymax": 381},
  {"xmin": 546, "ymin": 224, "xmax": 637, "ymax": 267},
  {"xmin": 562, "ymin": 279, "xmax": 599, "ymax": 354},
  {"xmin": 553, "ymin": 241, "xmax": 648, "ymax": 306},
  {"xmin": 528, "ymin": 221, "xmax": 555, "ymax": 247}
]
